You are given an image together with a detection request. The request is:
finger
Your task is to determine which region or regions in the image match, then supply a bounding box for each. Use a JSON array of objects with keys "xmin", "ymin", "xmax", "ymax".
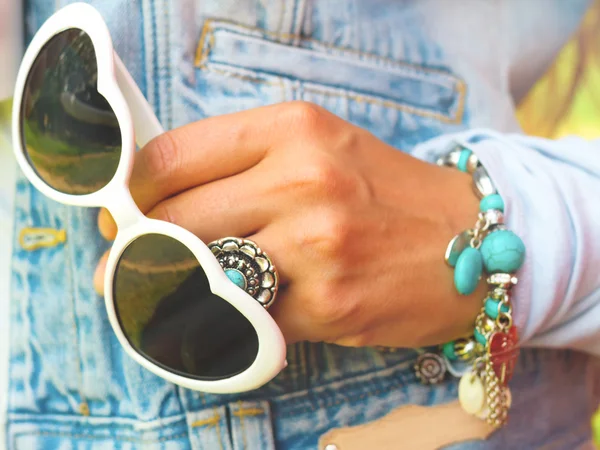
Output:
[
  {"xmin": 267, "ymin": 282, "xmax": 330, "ymax": 345},
  {"xmin": 98, "ymin": 208, "xmax": 117, "ymax": 241},
  {"xmin": 94, "ymin": 250, "xmax": 110, "ymax": 295},
  {"xmin": 245, "ymin": 224, "xmax": 298, "ymax": 285},
  {"xmin": 244, "ymin": 227, "xmax": 308, "ymax": 344},
  {"xmin": 129, "ymin": 102, "xmax": 296, "ymax": 216},
  {"xmin": 144, "ymin": 161, "xmax": 280, "ymax": 243}
]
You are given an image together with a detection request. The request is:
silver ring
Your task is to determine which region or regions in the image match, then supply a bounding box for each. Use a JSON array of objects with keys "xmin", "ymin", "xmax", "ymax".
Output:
[{"xmin": 208, "ymin": 237, "xmax": 279, "ymax": 309}]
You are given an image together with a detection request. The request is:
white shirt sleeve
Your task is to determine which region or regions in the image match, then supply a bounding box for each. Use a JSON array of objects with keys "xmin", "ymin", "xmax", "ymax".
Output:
[{"xmin": 413, "ymin": 129, "xmax": 600, "ymax": 356}]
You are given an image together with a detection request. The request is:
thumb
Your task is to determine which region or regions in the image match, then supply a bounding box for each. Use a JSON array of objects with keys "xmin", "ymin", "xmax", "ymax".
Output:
[{"xmin": 94, "ymin": 250, "xmax": 110, "ymax": 295}]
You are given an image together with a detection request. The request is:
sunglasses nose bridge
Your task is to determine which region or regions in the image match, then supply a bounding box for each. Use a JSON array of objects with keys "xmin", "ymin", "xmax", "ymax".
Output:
[{"xmin": 105, "ymin": 187, "xmax": 144, "ymax": 231}]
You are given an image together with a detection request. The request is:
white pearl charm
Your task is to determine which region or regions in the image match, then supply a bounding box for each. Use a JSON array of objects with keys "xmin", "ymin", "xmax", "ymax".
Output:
[{"xmin": 458, "ymin": 372, "xmax": 486, "ymax": 415}]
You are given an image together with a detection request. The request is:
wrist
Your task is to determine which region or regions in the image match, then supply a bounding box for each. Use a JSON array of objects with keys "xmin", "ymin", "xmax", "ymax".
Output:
[{"xmin": 403, "ymin": 160, "xmax": 487, "ymax": 345}]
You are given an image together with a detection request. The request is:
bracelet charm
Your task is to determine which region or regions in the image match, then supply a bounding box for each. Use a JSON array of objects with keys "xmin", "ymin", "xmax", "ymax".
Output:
[{"xmin": 436, "ymin": 143, "xmax": 525, "ymax": 428}]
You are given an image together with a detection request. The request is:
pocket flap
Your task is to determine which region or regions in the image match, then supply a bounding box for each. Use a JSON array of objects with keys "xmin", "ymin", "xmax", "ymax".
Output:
[{"xmin": 196, "ymin": 20, "xmax": 466, "ymax": 123}]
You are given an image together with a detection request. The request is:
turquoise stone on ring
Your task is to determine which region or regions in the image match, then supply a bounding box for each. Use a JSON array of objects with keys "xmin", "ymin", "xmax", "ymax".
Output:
[
  {"xmin": 454, "ymin": 247, "xmax": 483, "ymax": 295},
  {"xmin": 225, "ymin": 269, "xmax": 247, "ymax": 290},
  {"xmin": 480, "ymin": 230, "xmax": 525, "ymax": 274}
]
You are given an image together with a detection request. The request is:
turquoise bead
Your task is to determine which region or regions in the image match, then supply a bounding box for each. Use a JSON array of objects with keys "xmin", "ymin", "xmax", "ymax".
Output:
[
  {"xmin": 484, "ymin": 297, "xmax": 509, "ymax": 319},
  {"xmin": 480, "ymin": 230, "xmax": 525, "ymax": 274},
  {"xmin": 457, "ymin": 149, "xmax": 472, "ymax": 172},
  {"xmin": 474, "ymin": 328, "xmax": 487, "ymax": 346},
  {"xmin": 479, "ymin": 194, "xmax": 504, "ymax": 212},
  {"xmin": 225, "ymin": 269, "xmax": 247, "ymax": 290},
  {"xmin": 442, "ymin": 342, "xmax": 458, "ymax": 361},
  {"xmin": 454, "ymin": 247, "xmax": 483, "ymax": 295}
]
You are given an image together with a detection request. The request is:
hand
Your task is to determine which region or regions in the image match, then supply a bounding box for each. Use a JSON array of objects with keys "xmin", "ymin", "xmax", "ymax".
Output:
[{"xmin": 95, "ymin": 101, "xmax": 484, "ymax": 348}]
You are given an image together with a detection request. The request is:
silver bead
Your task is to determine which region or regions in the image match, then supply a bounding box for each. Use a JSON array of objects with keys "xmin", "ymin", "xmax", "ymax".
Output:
[
  {"xmin": 437, "ymin": 147, "xmax": 462, "ymax": 167},
  {"xmin": 445, "ymin": 230, "xmax": 471, "ymax": 267},
  {"xmin": 472, "ymin": 165, "xmax": 497, "ymax": 199},
  {"xmin": 487, "ymin": 273, "xmax": 518, "ymax": 289},
  {"xmin": 466, "ymin": 153, "xmax": 480, "ymax": 173},
  {"xmin": 484, "ymin": 209, "xmax": 504, "ymax": 227},
  {"xmin": 447, "ymin": 149, "xmax": 462, "ymax": 167}
]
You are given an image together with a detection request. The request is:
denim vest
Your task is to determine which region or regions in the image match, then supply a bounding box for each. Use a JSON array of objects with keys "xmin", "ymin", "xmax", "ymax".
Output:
[{"xmin": 6, "ymin": 1, "xmax": 600, "ymax": 449}]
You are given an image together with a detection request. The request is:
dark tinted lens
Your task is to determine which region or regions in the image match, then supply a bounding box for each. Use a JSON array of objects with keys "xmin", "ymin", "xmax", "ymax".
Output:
[
  {"xmin": 113, "ymin": 234, "xmax": 259, "ymax": 380},
  {"xmin": 21, "ymin": 29, "xmax": 121, "ymax": 195}
]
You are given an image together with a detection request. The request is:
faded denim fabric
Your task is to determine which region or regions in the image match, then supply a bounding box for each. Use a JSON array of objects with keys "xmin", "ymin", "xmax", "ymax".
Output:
[{"xmin": 4, "ymin": 0, "xmax": 600, "ymax": 449}]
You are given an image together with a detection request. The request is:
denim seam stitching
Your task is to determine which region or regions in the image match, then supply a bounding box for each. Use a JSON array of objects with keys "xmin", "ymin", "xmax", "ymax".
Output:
[
  {"xmin": 190, "ymin": 410, "xmax": 225, "ymax": 450},
  {"xmin": 10, "ymin": 431, "xmax": 189, "ymax": 444},
  {"xmin": 163, "ymin": 0, "xmax": 173, "ymax": 130},
  {"xmin": 194, "ymin": 20, "xmax": 466, "ymax": 124},
  {"xmin": 150, "ymin": 0, "xmax": 160, "ymax": 122},
  {"xmin": 194, "ymin": 19, "xmax": 462, "ymax": 83},
  {"xmin": 214, "ymin": 406, "xmax": 225, "ymax": 450},
  {"xmin": 291, "ymin": 0, "xmax": 306, "ymax": 45},
  {"xmin": 277, "ymin": 379, "xmax": 407, "ymax": 418},
  {"xmin": 279, "ymin": 358, "xmax": 412, "ymax": 398},
  {"xmin": 201, "ymin": 62, "xmax": 464, "ymax": 125},
  {"xmin": 237, "ymin": 401, "xmax": 248, "ymax": 449},
  {"xmin": 190, "ymin": 414, "xmax": 220, "ymax": 428},
  {"xmin": 276, "ymin": 0, "xmax": 286, "ymax": 35}
]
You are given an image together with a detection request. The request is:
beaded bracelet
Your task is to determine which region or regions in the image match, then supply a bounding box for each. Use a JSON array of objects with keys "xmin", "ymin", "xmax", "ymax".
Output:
[{"xmin": 413, "ymin": 143, "xmax": 525, "ymax": 429}]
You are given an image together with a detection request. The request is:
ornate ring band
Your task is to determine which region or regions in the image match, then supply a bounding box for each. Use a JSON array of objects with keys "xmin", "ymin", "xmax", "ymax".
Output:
[{"xmin": 208, "ymin": 237, "xmax": 279, "ymax": 309}]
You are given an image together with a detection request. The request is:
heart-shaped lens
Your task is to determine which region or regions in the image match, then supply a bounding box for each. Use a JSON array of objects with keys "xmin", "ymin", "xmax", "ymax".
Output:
[
  {"xmin": 20, "ymin": 29, "xmax": 121, "ymax": 195},
  {"xmin": 113, "ymin": 234, "xmax": 259, "ymax": 380}
]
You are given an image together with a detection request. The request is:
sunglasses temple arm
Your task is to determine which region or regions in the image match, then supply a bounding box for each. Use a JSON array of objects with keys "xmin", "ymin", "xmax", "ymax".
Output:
[{"xmin": 113, "ymin": 53, "xmax": 164, "ymax": 147}]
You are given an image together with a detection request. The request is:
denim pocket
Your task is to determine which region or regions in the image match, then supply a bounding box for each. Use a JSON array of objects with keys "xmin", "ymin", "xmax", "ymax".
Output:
[{"xmin": 176, "ymin": 19, "xmax": 467, "ymax": 151}]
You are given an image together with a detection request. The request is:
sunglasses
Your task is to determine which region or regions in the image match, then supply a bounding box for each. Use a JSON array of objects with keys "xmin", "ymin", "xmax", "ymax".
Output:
[{"xmin": 12, "ymin": 3, "xmax": 286, "ymax": 393}]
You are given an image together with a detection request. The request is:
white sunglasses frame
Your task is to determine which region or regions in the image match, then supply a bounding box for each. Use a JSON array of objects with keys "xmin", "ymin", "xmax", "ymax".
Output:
[{"xmin": 11, "ymin": 2, "xmax": 286, "ymax": 394}]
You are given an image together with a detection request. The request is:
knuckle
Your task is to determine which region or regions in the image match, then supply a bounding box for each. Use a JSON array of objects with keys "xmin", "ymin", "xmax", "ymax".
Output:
[
  {"xmin": 143, "ymin": 131, "xmax": 181, "ymax": 178},
  {"xmin": 312, "ymin": 285, "xmax": 361, "ymax": 328},
  {"xmin": 292, "ymin": 156, "xmax": 349, "ymax": 197},
  {"xmin": 310, "ymin": 210, "xmax": 354, "ymax": 258},
  {"xmin": 280, "ymin": 101, "xmax": 325, "ymax": 134},
  {"xmin": 303, "ymin": 157, "xmax": 339, "ymax": 189}
]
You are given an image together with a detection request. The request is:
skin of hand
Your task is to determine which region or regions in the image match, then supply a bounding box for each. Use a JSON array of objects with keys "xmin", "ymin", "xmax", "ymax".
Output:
[{"xmin": 95, "ymin": 101, "xmax": 485, "ymax": 348}]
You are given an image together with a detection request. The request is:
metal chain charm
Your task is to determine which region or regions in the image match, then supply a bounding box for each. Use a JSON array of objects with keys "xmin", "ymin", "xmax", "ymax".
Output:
[
  {"xmin": 484, "ymin": 360, "xmax": 509, "ymax": 427},
  {"xmin": 470, "ymin": 212, "xmax": 490, "ymax": 249}
]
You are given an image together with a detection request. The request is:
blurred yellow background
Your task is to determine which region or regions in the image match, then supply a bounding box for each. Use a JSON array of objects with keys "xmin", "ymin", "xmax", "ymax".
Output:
[{"xmin": 517, "ymin": 0, "xmax": 600, "ymax": 139}]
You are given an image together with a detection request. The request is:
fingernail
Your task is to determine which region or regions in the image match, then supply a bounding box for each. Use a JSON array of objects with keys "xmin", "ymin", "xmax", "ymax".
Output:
[
  {"xmin": 94, "ymin": 256, "xmax": 107, "ymax": 295},
  {"xmin": 98, "ymin": 208, "xmax": 118, "ymax": 241}
]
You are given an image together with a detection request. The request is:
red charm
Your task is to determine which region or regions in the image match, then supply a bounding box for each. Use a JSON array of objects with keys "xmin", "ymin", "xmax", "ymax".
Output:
[{"xmin": 489, "ymin": 327, "xmax": 519, "ymax": 386}]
